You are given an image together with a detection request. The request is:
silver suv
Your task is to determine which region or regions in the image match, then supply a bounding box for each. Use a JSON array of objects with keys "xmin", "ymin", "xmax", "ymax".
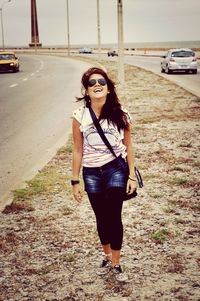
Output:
[{"xmin": 161, "ymin": 48, "xmax": 197, "ymax": 74}]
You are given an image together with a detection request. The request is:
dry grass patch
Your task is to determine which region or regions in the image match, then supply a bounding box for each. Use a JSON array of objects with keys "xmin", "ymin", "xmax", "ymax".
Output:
[
  {"xmin": 2, "ymin": 199, "xmax": 34, "ymax": 214},
  {"xmin": 0, "ymin": 231, "xmax": 20, "ymax": 252},
  {"xmin": 163, "ymin": 254, "xmax": 185, "ymax": 273},
  {"xmin": 176, "ymin": 197, "xmax": 200, "ymax": 212}
]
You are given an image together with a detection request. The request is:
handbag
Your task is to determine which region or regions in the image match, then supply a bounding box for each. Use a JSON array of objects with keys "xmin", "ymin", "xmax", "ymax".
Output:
[{"xmin": 88, "ymin": 105, "xmax": 143, "ymax": 200}]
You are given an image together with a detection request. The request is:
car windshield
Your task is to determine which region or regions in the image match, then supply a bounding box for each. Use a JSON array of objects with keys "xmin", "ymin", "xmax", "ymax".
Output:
[
  {"xmin": 0, "ymin": 54, "xmax": 15, "ymax": 60},
  {"xmin": 171, "ymin": 51, "xmax": 194, "ymax": 58}
]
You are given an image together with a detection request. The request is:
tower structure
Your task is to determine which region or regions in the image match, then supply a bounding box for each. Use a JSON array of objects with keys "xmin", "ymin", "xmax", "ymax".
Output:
[{"xmin": 29, "ymin": 0, "xmax": 42, "ymax": 47}]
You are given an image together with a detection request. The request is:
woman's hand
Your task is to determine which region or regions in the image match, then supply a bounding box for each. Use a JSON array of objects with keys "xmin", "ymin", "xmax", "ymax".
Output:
[
  {"xmin": 126, "ymin": 179, "xmax": 137, "ymax": 195},
  {"xmin": 72, "ymin": 184, "xmax": 83, "ymax": 203}
]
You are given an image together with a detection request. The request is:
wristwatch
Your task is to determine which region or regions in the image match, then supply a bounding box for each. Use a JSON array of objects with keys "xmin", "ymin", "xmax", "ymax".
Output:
[{"xmin": 71, "ymin": 180, "xmax": 80, "ymax": 186}]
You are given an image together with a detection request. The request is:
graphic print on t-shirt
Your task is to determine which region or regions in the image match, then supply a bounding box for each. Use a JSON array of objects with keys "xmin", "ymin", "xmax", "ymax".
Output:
[{"xmin": 84, "ymin": 125, "xmax": 120, "ymax": 154}]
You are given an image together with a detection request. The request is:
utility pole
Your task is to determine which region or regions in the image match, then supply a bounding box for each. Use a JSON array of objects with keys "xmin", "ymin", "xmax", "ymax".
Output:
[
  {"xmin": 117, "ymin": 0, "xmax": 124, "ymax": 85},
  {"xmin": 66, "ymin": 0, "xmax": 70, "ymax": 56},
  {"xmin": 0, "ymin": 0, "xmax": 11, "ymax": 50},
  {"xmin": 0, "ymin": 6, "xmax": 4, "ymax": 49},
  {"xmin": 97, "ymin": 0, "xmax": 101, "ymax": 60}
]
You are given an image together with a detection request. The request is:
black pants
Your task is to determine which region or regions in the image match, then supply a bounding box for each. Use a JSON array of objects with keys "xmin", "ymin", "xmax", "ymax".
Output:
[{"xmin": 88, "ymin": 187, "xmax": 124, "ymax": 250}]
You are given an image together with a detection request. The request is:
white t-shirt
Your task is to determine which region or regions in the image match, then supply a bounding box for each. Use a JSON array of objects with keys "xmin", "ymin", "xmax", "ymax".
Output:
[{"xmin": 72, "ymin": 104, "xmax": 131, "ymax": 167}]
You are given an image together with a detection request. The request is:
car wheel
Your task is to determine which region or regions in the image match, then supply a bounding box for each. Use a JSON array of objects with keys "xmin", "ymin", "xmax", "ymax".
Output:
[
  {"xmin": 192, "ymin": 70, "xmax": 197, "ymax": 74},
  {"xmin": 166, "ymin": 65, "xmax": 171, "ymax": 74},
  {"xmin": 161, "ymin": 66, "xmax": 165, "ymax": 73}
]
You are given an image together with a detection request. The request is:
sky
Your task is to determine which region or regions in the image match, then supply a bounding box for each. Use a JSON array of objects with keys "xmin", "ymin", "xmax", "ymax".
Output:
[{"xmin": 1, "ymin": 0, "xmax": 200, "ymax": 47}]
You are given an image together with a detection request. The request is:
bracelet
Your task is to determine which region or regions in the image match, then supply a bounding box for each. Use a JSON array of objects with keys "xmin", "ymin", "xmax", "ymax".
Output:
[
  {"xmin": 71, "ymin": 180, "xmax": 80, "ymax": 186},
  {"xmin": 128, "ymin": 176, "xmax": 137, "ymax": 182}
]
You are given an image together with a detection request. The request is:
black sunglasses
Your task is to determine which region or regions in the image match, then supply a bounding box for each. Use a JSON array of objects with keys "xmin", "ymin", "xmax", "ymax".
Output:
[{"xmin": 87, "ymin": 78, "xmax": 107, "ymax": 87}]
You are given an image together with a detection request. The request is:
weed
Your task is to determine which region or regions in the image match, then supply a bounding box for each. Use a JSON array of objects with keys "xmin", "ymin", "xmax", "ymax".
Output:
[
  {"xmin": 137, "ymin": 138, "xmax": 147, "ymax": 143},
  {"xmin": 57, "ymin": 144, "xmax": 73, "ymax": 155},
  {"xmin": 170, "ymin": 177, "xmax": 188, "ymax": 186},
  {"xmin": 174, "ymin": 217, "xmax": 190, "ymax": 225},
  {"xmin": 163, "ymin": 206, "xmax": 176, "ymax": 214},
  {"xmin": 139, "ymin": 116, "xmax": 159, "ymax": 124},
  {"xmin": 142, "ymin": 172, "xmax": 157, "ymax": 180},
  {"xmin": 151, "ymin": 228, "xmax": 170, "ymax": 244},
  {"xmin": 149, "ymin": 192, "xmax": 164, "ymax": 199},
  {"xmin": 62, "ymin": 205, "xmax": 73, "ymax": 216},
  {"xmin": 61, "ymin": 252, "xmax": 76, "ymax": 263},
  {"xmin": 133, "ymin": 125, "xmax": 143, "ymax": 130}
]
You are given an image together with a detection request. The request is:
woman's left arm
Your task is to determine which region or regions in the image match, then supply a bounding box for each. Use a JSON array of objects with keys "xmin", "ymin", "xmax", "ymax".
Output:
[{"xmin": 123, "ymin": 125, "xmax": 137, "ymax": 194}]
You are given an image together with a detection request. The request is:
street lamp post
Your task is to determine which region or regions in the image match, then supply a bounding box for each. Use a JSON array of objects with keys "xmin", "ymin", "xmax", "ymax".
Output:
[
  {"xmin": 97, "ymin": 0, "xmax": 101, "ymax": 60},
  {"xmin": 66, "ymin": 0, "xmax": 70, "ymax": 56},
  {"xmin": 117, "ymin": 0, "xmax": 124, "ymax": 85},
  {"xmin": 0, "ymin": 0, "xmax": 11, "ymax": 50}
]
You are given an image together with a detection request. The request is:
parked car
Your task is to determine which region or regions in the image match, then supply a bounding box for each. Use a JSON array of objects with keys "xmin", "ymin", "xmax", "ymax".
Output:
[
  {"xmin": 161, "ymin": 48, "xmax": 197, "ymax": 74},
  {"xmin": 0, "ymin": 51, "xmax": 19, "ymax": 72},
  {"xmin": 107, "ymin": 49, "xmax": 118, "ymax": 57},
  {"xmin": 79, "ymin": 47, "xmax": 93, "ymax": 54}
]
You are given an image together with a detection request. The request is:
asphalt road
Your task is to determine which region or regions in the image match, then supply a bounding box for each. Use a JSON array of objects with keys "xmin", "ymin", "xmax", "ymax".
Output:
[
  {"xmin": 0, "ymin": 54, "xmax": 91, "ymax": 210},
  {"xmin": 124, "ymin": 55, "xmax": 200, "ymax": 97}
]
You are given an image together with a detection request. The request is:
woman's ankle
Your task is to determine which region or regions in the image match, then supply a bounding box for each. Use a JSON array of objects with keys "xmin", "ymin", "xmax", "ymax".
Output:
[
  {"xmin": 102, "ymin": 244, "xmax": 112, "ymax": 261},
  {"xmin": 104, "ymin": 253, "xmax": 112, "ymax": 261},
  {"xmin": 111, "ymin": 249, "xmax": 121, "ymax": 267},
  {"xmin": 112, "ymin": 262, "xmax": 120, "ymax": 267}
]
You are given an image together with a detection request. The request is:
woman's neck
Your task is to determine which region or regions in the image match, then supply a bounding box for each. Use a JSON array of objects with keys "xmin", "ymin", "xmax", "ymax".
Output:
[{"xmin": 91, "ymin": 98, "xmax": 106, "ymax": 116}]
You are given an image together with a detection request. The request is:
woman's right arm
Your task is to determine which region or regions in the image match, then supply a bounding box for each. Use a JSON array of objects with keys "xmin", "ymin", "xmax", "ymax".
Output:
[{"xmin": 72, "ymin": 118, "xmax": 83, "ymax": 202}]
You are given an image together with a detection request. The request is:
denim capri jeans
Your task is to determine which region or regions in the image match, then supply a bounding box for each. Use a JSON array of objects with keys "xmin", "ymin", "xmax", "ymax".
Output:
[{"xmin": 82, "ymin": 155, "xmax": 128, "ymax": 194}]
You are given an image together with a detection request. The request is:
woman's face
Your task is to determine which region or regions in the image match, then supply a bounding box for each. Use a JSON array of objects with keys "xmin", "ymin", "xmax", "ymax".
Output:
[{"xmin": 86, "ymin": 73, "xmax": 109, "ymax": 101}]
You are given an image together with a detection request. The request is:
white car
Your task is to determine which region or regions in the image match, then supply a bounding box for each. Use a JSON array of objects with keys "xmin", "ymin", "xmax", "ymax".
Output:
[
  {"xmin": 161, "ymin": 48, "xmax": 197, "ymax": 74},
  {"xmin": 79, "ymin": 47, "xmax": 93, "ymax": 54}
]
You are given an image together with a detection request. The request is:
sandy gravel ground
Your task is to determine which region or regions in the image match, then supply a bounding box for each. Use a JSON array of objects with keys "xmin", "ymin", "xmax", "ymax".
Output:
[{"xmin": 0, "ymin": 60, "xmax": 200, "ymax": 301}]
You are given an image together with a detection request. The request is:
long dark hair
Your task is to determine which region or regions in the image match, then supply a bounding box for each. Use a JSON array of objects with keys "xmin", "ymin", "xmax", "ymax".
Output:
[{"xmin": 76, "ymin": 67, "xmax": 129, "ymax": 130}]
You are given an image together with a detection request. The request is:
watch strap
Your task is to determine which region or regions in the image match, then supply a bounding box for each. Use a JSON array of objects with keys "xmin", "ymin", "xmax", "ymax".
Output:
[{"xmin": 71, "ymin": 180, "xmax": 80, "ymax": 186}]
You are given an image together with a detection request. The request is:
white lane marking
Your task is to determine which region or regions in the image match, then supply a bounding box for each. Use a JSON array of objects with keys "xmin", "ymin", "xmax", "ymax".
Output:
[
  {"xmin": 39, "ymin": 59, "xmax": 44, "ymax": 70},
  {"xmin": 7, "ymin": 58, "xmax": 45, "ymax": 90}
]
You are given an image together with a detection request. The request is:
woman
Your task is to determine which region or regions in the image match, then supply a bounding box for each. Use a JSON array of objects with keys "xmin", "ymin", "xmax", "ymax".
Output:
[{"xmin": 71, "ymin": 67, "xmax": 136, "ymax": 282}]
